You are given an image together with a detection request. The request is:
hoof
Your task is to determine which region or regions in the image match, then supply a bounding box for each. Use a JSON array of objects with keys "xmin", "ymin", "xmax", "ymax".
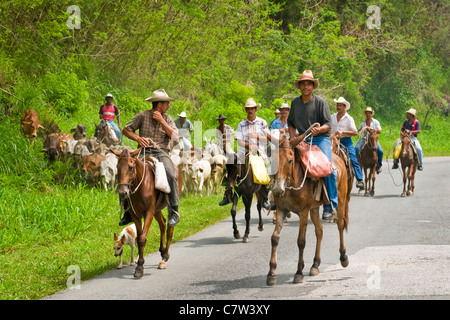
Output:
[
  {"xmin": 258, "ymin": 225, "xmax": 264, "ymax": 232},
  {"xmin": 401, "ymin": 192, "xmax": 406, "ymax": 197},
  {"xmin": 134, "ymin": 266, "xmax": 144, "ymax": 278},
  {"xmin": 117, "ymin": 265, "xmax": 123, "ymax": 269},
  {"xmin": 407, "ymin": 190, "xmax": 414, "ymax": 196},
  {"xmin": 370, "ymin": 191, "xmax": 375, "ymax": 196},
  {"xmin": 340, "ymin": 256, "xmax": 349, "ymax": 268},
  {"xmin": 234, "ymin": 231, "xmax": 241, "ymax": 239},
  {"xmin": 293, "ymin": 273, "xmax": 304, "ymax": 284},
  {"xmin": 242, "ymin": 236, "xmax": 250, "ymax": 243},
  {"xmin": 158, "ymin": 261, "xmax": 167, "ymax": 269},
  {"xmin": 364, "ymin": 192, "xmax": 369, "ymax": 197},
  {"xmin": 266, "ymin": 275, "xmax": 276, "ymax": 286},
  {"xmin": 309, "ymin": 267, "xmax": 319, "ymax": 276}
]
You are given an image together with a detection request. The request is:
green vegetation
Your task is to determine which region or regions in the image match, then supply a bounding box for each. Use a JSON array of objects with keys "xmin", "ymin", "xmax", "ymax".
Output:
[{"xmin": 0, "ymin": 0, "xmax": 448, "ymax": 299}]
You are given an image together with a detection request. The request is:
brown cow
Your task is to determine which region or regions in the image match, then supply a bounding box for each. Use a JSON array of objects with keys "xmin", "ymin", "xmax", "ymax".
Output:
[
  {"xmin": 82, "ymin": 153, "xmax": 106, "ymax": 185},
  {"xmin": 41, "ymin": 133, "xmax": 60, "ymax": 161},
  {"xmin": 71, "ymin": 124, "xmax": 87, "ymax": 140},
  {"xmin": 21, "ymin": 110, "xmax": 45, "ymax": 142}
]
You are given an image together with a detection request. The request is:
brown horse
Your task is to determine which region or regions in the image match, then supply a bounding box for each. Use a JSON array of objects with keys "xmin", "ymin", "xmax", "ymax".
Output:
[
  {"xmin": 357, "ymin": 128, "xmax": 378, "ymax": 196},
  {"xmin": 399, "ymin": 132, "xmax": 418, "ymax": 197},
  {"xmin": 267, "ymin": 133, "xmax": 349, "ymax": 286},
  {"xmin": 112, "ymin": 148, "xmax": 182, "ymax": 278}
]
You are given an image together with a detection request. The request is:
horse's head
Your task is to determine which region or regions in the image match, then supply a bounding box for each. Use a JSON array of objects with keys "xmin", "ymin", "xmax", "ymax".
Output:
[
  {"xmin": 330, "ymin": 134, "xmax": 340, "ymax": 154},
  {"xmin": 112, "ymin": 148, "xmax": 141, "ymax": 199},
  {"xmin": 400, "ymin": 131, "xmax": 412, "ymax": 157},
  {"xmin": 94, "ymin": 121, "xmax": 107, "ymax": 140},
  {"xmin": 365, "ymin": 129, "xmax": 378, "ymax": 151},
  {"xmin": 273, "ymin": 134, "xmax": 295, "ymax": 197}
]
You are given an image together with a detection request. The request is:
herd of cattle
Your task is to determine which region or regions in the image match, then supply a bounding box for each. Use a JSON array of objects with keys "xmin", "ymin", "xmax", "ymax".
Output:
[{"xmin": 20, "ymin": 109, "xmax": 227, "ymax": 195}]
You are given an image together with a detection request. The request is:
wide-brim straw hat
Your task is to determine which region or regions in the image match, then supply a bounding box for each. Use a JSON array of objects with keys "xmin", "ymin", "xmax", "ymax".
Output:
[
  {"xmin": 145, "ymin": 89, "xmax": 175, "ymax": 102},
  {"xmin": 279, "ymin": 102, "xmax": 290, "ymax": 110},
  {"xmin": 216, "ymin": 114, "xmax": 227, "ymax": 120},
  {"xmin": 406, "ymin": 108, "xmax": 417, "ymax": 117},
  {"xmin": 333, "ymin": 97, "xmax": 351, "ymax": 110},
  {"xmin": 364, "ymin": 107, "xmax": 375, "ymax": 115},
  {"xmin": 244, "ymin": 98, "xmax": 261, "ymax": 108},
  {"xmin": 294, "ymin": 70, "xmax": 319, "ymax": 89}
]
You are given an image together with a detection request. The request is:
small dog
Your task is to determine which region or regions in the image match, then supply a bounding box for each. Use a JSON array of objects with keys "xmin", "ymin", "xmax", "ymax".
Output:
[{"xmin": 114, "ymin": 224, "xmax": 137, "ymax": 269}]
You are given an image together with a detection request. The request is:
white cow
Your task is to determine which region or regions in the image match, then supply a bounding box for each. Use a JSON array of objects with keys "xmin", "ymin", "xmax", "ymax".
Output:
[
  {"xmin": 209, "ymin": 154, "xmax": 227, "ymax": 194},
  {"xmin": 99, "ymin": 153, "xmax": 118, "ymax": 190},
  {"xmin": 192, "ymin": 159, "xmax": 212, "ymax": 195}
]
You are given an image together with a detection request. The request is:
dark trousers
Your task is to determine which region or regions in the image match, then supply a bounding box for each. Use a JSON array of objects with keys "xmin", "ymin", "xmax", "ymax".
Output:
[{"xmin": 142, "ymin": 148, "xmax": 179, "ymax": 208}]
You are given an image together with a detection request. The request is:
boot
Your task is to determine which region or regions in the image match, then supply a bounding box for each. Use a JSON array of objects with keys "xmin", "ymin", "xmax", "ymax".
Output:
[
  {"xmin": 322, "ymin": 208, "xmax": 333, "ymax": 221},
  {"xmin": 168, "ymin": 206, "xmax": 180, "ymax": 227},
  {"xmin": 219, "ymin": 187, "xmax": 233, "ymax": 206},
  {"xmin": 392, "ymin": 159, "xmax": 399, "ymax": 169},
  {"xmin": 356, "ymin": 179, "xmax": 364, "ymax": 189},
  {"xmin": 119, "ymin": 211, "xmax": 132, "ymax": 226}
]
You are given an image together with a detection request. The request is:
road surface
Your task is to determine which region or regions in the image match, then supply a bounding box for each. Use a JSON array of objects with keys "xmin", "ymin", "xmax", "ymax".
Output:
[{"xmin": 46, "ymin": 157, "xmax": 450, "ymax": 300}]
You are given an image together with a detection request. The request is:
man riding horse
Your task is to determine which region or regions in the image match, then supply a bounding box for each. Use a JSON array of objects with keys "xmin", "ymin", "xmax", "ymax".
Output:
[
  {"xmin": 355, "ymin": 107, "xmax": 384, "ymax": 174},
  {"xmin": 120, "ymin": 89, "xmax": 181, "ymax": 227},
  {"xmin": 330, "ymin": 97, "xmax": 364, "ymax": 190},
  {"xmin": 219, "ymin": 98, "xmax": 271, "ymax": 209},
  {"xmin": 287, "ymin": 70, "xmax": 338, "ymax": 221},
  {"xmin": 392, "ymin": 108, "xmax": 423, "ymax": 171}
]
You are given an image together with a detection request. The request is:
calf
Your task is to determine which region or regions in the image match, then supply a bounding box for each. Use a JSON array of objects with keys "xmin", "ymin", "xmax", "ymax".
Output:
[
  {"xmin": 99, "ymin": 153, "xmax": 118, "ymax": 190},
  {"xmin": 192, "ymin": 159, "xmax": 212, "ymax": 195},
  {"xmin": 21, "ymin": 110, "xmax": 45, "ymax": 141},
  {"xmin": 210, "ymin": 154, "xmax": 227, "ymax": 194},
  {"xmin": 82, "ymin": 153, "xmax": 106, "ymax": 185},
  {"xmin": 70, "ymin": 124, "xmax": 87, "ymax": 140},
  {"xmin": 41, "ymin": 133, "xmax": 60, "ymax": 161}
]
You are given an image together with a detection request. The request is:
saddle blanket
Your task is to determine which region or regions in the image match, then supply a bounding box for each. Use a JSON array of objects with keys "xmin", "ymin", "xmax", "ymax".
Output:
[{"xmin": 297, "ymin": 142, "xmax": 333, "ymax": 178}]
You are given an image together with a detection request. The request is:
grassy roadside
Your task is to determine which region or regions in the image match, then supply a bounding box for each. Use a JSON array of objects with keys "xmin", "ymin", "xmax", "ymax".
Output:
[{"xmin": 0, "ymin": 186, "xmax": 243, "ymax": 300}]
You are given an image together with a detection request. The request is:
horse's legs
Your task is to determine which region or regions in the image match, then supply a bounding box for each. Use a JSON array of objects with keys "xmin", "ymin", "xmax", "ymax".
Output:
[
  {"xmin": 267, "ymin": 208, "xmax": 288, "ymax": 286},
  {"xmin": 230, "ymin": 193, "xmax": 240, "ymax": 239},
  {"xmin": 242, "ymin": 194, "xmax": 252, "ymax": 243},
  {"xmin": 335, "ymin": 202, "xmax": 349, "ymax": 268},
  {"xmin": 294, "ymin": 209, "xmax": 309, "ymax": 283},
  {"xmin": 409, "ymin": 165, "xmax": 417, "ymax": 195},
  {"xmin": 309, "ymin": 207, "xmax": 323, "ymax": 276},
  {"xmin": 401, "ymin": 165, "xmax": 407, "ymax": 197},
  {"xmin": 134, "ymin": 211, "xmax": 154, "ymax": 278},
  {"xmin": 154, "ymin": 210, "xmax": 171, "ymax": 269},
  {"xmin": 370, "ymin": 166, "xmax": 376, "ymax": 196},
  {"xmin": 256, "ymin": 195, "xmax": 264, "ymax": 232},
  {"xmin": 363, "ymin": 167, "xmax": 369, "ymax": 196}
]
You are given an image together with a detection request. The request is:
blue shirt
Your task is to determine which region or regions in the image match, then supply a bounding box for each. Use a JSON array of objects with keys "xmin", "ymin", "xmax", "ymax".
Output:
[{"xmin": 270, "ymin": 118, "xmax": 288, "ymax": 130}]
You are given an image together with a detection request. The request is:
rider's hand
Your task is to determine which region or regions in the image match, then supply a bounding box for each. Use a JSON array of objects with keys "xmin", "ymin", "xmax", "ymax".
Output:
[
  {"xmin": 311, "ymin": 126, "xmax": 321, "ymax": 136},
  {"xmin": 153, "ymin": 110, "xmax": 163, "ymax": 123},
  {"xmin": 137, "ymin": 136, "xmax": 150, "ymax": 148}
]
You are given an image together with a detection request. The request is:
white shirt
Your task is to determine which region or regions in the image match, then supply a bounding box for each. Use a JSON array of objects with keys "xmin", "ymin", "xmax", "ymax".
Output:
[
  {"xmin": 358, "ymin": 118, "xmax": 382, "ymax": 131},
  {"xmin": 330, "ymin": 112, "xmax": 357, "ymax": 138}
]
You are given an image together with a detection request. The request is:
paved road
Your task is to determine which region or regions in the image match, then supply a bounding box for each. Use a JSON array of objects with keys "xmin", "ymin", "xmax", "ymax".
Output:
[{"xmin": 46, "ymin": 157, "xmax": 450, "ymax": 300}]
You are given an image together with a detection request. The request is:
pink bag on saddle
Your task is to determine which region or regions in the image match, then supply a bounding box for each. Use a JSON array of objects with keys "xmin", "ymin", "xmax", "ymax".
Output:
[{"xmin": 297, "ymin": 142, "xmax": 333, "ymax": 178}]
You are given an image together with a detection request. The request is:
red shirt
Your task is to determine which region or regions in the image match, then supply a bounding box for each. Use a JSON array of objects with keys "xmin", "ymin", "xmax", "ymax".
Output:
[{"xmin": 99, "ymin": 104, "xmax": 119, "ymax": 121}]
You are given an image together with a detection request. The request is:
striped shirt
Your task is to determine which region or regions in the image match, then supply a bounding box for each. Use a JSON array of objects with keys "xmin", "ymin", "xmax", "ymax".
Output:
[
  {"xmin": 235, "ymin": 116, "xmax": 269, "ymax": 153},
  {"xmin": 125, "ymin": 109, "xmax": 177, "ymax": 150}
]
